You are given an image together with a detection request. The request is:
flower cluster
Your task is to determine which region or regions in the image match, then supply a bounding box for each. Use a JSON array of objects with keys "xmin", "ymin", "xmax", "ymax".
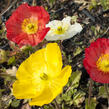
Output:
[
  {"xmin": 6, "ymin": 4, "xmax": 83, "ymax": 47},
  {"xmin": 5, "ymin": 2, "xmax": 86, "ymax": 107},
  {"xmin": 4, "ymin": 1, "xmax": 109, "ymax": 108}
]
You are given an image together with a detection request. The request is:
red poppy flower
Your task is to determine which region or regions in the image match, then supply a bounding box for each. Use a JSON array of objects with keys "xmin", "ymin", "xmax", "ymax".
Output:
[
  {"xmin": 6, "ymin": 3, "xmax": 50, "ymax": 47},
  {"xmin": 83, "ymin": 38, "xmax": 109, "ymax": 83}
]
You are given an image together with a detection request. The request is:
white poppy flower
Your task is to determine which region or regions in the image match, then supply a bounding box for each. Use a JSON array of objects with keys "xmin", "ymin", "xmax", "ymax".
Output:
[{"xmin": 45, "ymin": 16, "xmax": 83, "ymax": 41}]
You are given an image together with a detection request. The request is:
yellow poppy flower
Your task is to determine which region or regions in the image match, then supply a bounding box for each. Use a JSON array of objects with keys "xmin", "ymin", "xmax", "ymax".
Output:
[{"xmin": 13, "ymin": 43, "xmax": 72, "ymax": 106}]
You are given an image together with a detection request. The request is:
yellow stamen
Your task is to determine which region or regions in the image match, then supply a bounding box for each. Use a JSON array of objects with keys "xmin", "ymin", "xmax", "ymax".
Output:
[
  {"xmin": 55, "ymin": 26, "xmax": 65, "ymax": 35},
  {"xmin": 40, "ymin": 73, "xmax": 48, "ymax": 80},
  {"xmin": 96, "ymin": 54, "xmax": 109, "ymax": 72},
  {"xmin": 22, "ymin": 18, "xmax": 38, "ymax": 34}
]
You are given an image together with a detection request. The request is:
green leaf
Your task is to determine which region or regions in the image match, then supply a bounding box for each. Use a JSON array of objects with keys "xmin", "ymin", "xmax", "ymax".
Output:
[
  {"xmin": 68, "ymin": 55, "xmax": 72, "ymax": 63},
  {"xmin": 47, "ymin": 0, "xmax": 55, "ymax": 7},
  {"xmin": 11, "ymin": 99, "xmax": 20, "ymax": 108},
  {"xmin": 0, "ymin": 89, "xmax": 5, "ymax": 93},
  {"xmin": 73, "ymin": 91, "xmax": 85, "ymax": 106},
  {"xmin": 73, "ymin": 47, "xmax": 82, "ymax": 56},
  {"xmin": 69, "ymin": 70, "xmax": 82, "ymax": 87},
  {"xmin": 1, "ymin": 95, "xmax": 13, "ymax": 108},
  {"xmin": 49, "ymin": 0, "xmax": 55, "ymax": 4},
  {"xmin": 85, "ymin": 98, "xmax": 97, "ymax": 109},
  {"xmin": 91, "ymin": 26, "xmax": 96, "ymax": 32},
  {"xmin": 100, "ymin": 0, "xmax": 109, "ymax": 10},
  {"xmin": 98, "ymin": 86, "xmax": 109, "ymax": 98},
  {"xmin": 91, "ymin": 0, "xmax": 97, "ymax": 7},
  {"xmin": 62, "ymin": 90, "xmax": 75, "ymax": 102},
  {"xmin": 0, "ymin": 49, "xmax": 7, "ymax": 64},
  {"xmin": 43, "ymin": 105, "xmax": 54, "ymax": 109},
  {"xmin": 22, "ymin": 46, "xmax": 33, "ymax": 53},
  {"xmin": 8, "ymin": 56, "xmax": 16, "ymax": 65},
  {"xmin": 61, "ymin": 71, "xmax": 82, "ymax": 105},
  {"xmin": 0, "ymin": 30, "xmax": 4, "ymax": 34}
]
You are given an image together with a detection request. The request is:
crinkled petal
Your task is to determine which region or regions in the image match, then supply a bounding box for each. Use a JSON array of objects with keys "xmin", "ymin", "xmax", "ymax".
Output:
[
  {"xmin": 29, "ymin": 86, "xmax": 53, "ymax": 106},
  {"xmin": 45, "ymin": 20, "xmax": 62, "ymax": 38},
  {"xmin": 46, "ymin": 20, "xmax": 62, "ymax": 29},
  {"xmin": 45, "ymin": 34, "xmax": 66, "ymax": 41},
  {"xmin": 64, "ymin": 23, "xmax": 82, "ymax": 40},
  {"xmin": 30, "ymin": 6, "xmax": 49, "ymax": 24},
  {"xmin": 58, "ymin": 65, "xmax": 72, "ymax": 85},
  {"xmin": 45, "ymin": 19, "xmax": 71, "ymax": 41},
  {"xmin": 16, "ymin": 48, "xmax": 46, "ymax": 80},
  {"xmin": 46, "ymin": 23, "xmax": 82, "ymax": 40},
  {"xmin": 36, "ymin": 28, "xmax": 50, "ymax": 40},
  {"xmin": 62, "ymin": 16, "xmax": 71, "ymax": 25},
  {"xmin": 49, "ymin": 65, "xmax": 72, "ymax": 97},
  {"xmin": 45, "ymin": 43, "xmax": 62, "ymax": 77},
  {"xmin": 29, "ymin": 66, "xmax": 71, "ymax": 106},
  {"xmin": 13, "ymin": 80, "xmax": 43, "ymax": 99},
  {"xmin": 6, "ymin": 3, "xmax": 31, "ymax": 40},
  {"xmin": 12, "ymin": 33, "xmax": 31, "ymax": 47},
  {"xmin": 89, "ymin": 68, "xmax": 109, "ymax": 83},
  {"xmin": 13, "ymin": 49, "xmax": 46, "ymax": 99}
]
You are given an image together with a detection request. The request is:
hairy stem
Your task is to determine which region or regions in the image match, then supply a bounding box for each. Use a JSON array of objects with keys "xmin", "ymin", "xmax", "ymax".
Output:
[
  {"xmin": 88, "ymin": 79, "xmax": 93, "ymax": 106},
  {"xmin": 104, "ymin": 84, "xmax": 109, "ymax": 109}
]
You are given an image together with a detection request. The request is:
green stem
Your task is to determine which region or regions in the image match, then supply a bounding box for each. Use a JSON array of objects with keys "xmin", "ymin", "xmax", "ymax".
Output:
[
  {"xmin": 88, "ymin": 79, "xmax": 93, "ymax": 106},
  {"xmin": 104, "ymin": 84, "xmax": 109, "ymax": 109}
]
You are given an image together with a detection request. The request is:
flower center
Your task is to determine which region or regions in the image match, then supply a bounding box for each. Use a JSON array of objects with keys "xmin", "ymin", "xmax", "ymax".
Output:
[
  {"xmin": 40, "ymin": 73, "xmax": 48, "ymax": 80},
  {"xmin": 96, "ymin": 54, "xmax": 109, "ymax": 72},
  {"xmin": 55, "ymin": 26, "xmax": 65, "ymax": 35},
  {"xmin": 22, "ymin": 18, "xmax": 38, "ymax": 34}
]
